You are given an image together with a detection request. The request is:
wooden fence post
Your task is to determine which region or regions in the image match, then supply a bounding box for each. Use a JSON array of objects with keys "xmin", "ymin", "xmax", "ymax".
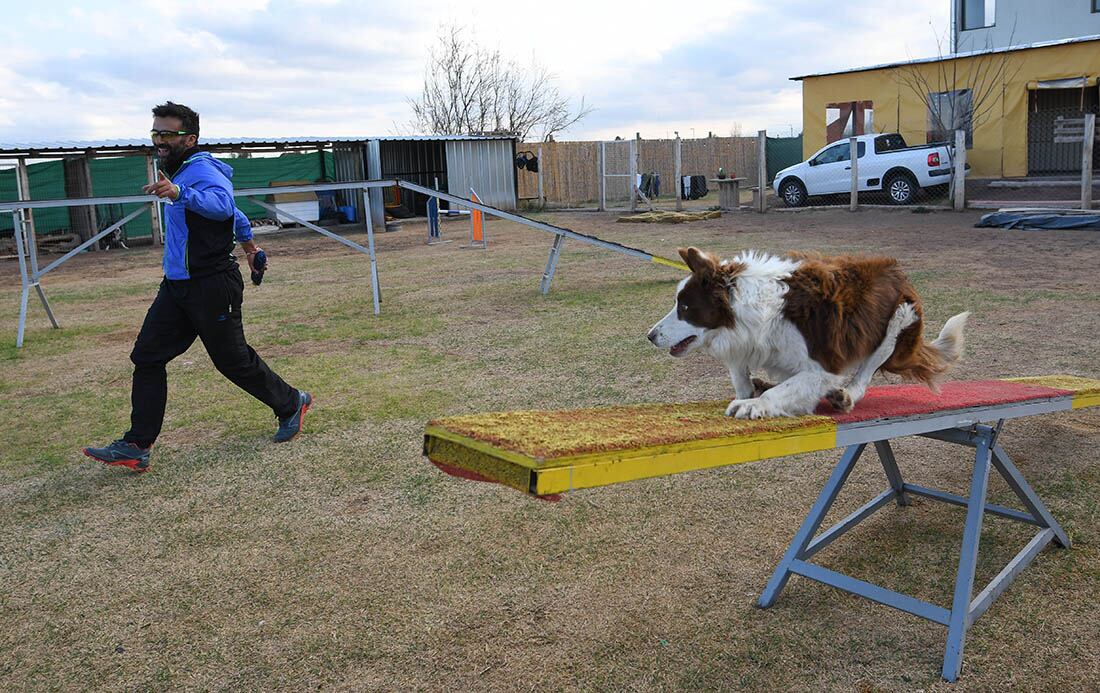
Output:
[
  {"xmin": 14, "ymin": 160, "xmax": 37, "ymax": 267},
  {"xmin": 537, "ymin": 143, "xmax": 545, "ymax": 209},
  {"xmin": 849, "ymin": 137, "xmax": 859, "ymax": 211},
  {"xmin": 630, "ymin": 134, "xmax": 639, "ymax": 213},
  {"xmin": 674, "ymin": 133, "xmax": 683, "ymax": 211},
  {"xmin": 756, "ymin": 130, "xmax": 767, "ymax": 213},
  {"xmin": 599, "ymin": 141, "xmax": 606, "ymax": 212},
  {"xmin": 146, "ymin": 154, "xmax": 164, "ymax": 245},
  {"xmin": 1082, "ymin": 113, "xmax": 1095, "ymax": 211},
  {"xmin": 953, "ymin": 129, "xmax": 967, "ymax": 211}
]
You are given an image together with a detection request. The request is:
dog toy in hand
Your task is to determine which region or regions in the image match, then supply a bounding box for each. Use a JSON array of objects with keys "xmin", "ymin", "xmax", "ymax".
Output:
[{"xmin": 250, "ymin": 249, "xmax": 267, "ymax": 286}]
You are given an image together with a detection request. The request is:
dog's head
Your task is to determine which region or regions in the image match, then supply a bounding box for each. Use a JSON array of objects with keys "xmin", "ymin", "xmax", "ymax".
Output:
[{"xmin": 647, "ymin": 247, "xmax": 739, "ymax": 357}]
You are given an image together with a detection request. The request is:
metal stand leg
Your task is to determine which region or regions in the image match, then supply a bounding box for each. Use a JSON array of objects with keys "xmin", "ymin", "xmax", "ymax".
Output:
[
  {"xmin": 34, "ymin": 284, "xmax": 59, "ymax": 328},
  {"xmin": 362, "ymin": 190, "xmax": 381, "ymax": 315},
  {"xmin": 540, "ymin": 234, "xmax": 565, "ymax": 295},
  {"xmin": 13, "ymin": 210, "xmax": 32, "ymax": 348},
  {"xmin": 874, "ymin": 440, "xmax": 910, "ymax": 506},
  {"xmin": 759, "ymin": 423, "xmax": 1068, "ymax": 682},
  {"xmin": 758, "ymin": 443, "xmax": 866, "ymax": 607},
  {"xmin": 941, "ymin": 434, "xmax": 992, "ymax": 681},
  {"xmin": 992, "ymin": 444, "xmax": 1070, "ymax": 548}
]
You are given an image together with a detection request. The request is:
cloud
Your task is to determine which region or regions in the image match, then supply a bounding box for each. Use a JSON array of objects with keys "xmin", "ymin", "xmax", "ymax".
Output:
[{"xmin": 0, "ymin": 0, "xmax": 948, "ymax": 145}]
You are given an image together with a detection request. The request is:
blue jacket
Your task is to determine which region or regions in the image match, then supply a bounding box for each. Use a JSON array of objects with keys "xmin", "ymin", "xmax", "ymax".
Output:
[{"xmin": 162, "ymin": 149, "xmax": 253, "ymax": 280}]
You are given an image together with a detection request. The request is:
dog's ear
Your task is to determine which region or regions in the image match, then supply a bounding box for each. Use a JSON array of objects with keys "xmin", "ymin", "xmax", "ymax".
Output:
[{"xmin": 678, "ymin": 247, "xmax": 719, "ymax": 279}]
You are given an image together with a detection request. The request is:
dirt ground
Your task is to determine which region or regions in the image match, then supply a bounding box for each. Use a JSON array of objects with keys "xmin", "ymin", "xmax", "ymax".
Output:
[{"xmin": 1, "ymin": 207, "xmax": 1098, "ymax": 691}]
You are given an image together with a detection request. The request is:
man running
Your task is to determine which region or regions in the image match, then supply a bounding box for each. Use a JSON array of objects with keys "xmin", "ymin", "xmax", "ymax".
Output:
[{"xmin": 84, "ymin": 102, "xmax": 311, "ymax": 472}]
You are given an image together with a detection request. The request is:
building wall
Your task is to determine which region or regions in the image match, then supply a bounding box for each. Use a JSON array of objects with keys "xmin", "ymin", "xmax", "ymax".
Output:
[
  {"xmin": 445, "ymin": 139, "xmax": 517, "ymax": 210},
  {"xmin": 800, "ymin": 39, "xmax": 1100, "ymax": 178},
  {"xmin": 956, "ymin": 0, "xmax": 1100, "ymax": 52}
]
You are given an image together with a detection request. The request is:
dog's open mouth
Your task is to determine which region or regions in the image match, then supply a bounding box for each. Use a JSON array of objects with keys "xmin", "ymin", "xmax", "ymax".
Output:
[{"xmin": 669, "ymin": 336, "xmax": 696, "ymax": 357}]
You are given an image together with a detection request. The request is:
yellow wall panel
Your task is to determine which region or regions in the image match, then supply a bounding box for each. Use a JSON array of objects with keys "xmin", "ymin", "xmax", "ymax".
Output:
[{"xmin": 799, "ymin": 40, "xmax": 1100, "ymax": 178}]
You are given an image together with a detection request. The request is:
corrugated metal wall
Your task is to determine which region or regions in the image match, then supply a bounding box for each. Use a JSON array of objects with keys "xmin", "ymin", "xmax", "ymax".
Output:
[
  {"xmin": 445, "ymin": 139, "xmax": 517, "ymax": 210},
  {"xmin": 333, "ymin": 144, "xmax": 365, "ymax": 222},
  {"xmin": 379, "ymin": 140, "xmax": 447, "ymax": 216},
  {"xmin": 366, "ymin": 140, "xmax": 384, "ymax": 228}
]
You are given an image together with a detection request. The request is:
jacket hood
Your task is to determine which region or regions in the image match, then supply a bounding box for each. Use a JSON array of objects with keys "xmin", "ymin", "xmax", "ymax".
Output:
[{"xmin": 187, "ymin": 151, "xmax": 235, "ymax": 179}]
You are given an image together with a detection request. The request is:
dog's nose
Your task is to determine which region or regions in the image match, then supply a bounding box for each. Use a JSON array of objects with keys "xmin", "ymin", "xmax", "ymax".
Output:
[{"xmin": 646, "ymin": 328, "xmax": 659, "ymax": 344}]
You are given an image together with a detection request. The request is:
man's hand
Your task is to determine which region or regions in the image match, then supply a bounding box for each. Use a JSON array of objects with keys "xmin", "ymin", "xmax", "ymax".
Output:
[
  {"xmin": 240, "ymin": 240, "xmax": 266, "ymax": 274},
  {"xmin": 143, "ymin": 171, "xmax": 180, "ymax": 201}
]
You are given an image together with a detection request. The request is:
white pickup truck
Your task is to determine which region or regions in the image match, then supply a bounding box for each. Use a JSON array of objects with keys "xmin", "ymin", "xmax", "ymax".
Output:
[{"xmin": 772, "ymin": 133, "xmax": 966, "ymax": 206}]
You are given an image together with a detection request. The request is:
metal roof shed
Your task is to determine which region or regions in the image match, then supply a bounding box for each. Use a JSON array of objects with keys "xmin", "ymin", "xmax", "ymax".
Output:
[
  {"xmin": 366, "ymin": 136, "xmax": 517, "ymax": 225},
  {"xmin": 1, "ymin": 133, "xmax": 518, "ymax": 235}
]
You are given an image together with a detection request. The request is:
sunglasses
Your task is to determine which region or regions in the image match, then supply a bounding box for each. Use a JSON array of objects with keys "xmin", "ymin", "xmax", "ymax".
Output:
[{"xmin": 150, "ymin": 129, "xmax": 194, "ymax": 139}]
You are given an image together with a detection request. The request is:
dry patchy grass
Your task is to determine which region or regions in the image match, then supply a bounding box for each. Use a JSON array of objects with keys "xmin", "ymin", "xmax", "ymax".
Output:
[{"xmin": 1, "ymin": 208, "xmax": 1098, "ymax": 691}]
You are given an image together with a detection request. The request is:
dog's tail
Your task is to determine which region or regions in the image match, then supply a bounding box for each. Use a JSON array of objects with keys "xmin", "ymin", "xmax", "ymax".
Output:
[{"xmin": 888, "ymin": 312, "xmax": 969, "ymax": 391}]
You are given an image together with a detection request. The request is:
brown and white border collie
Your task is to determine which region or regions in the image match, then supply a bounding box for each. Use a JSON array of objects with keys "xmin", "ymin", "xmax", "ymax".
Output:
[{"xmin": 647, "ymin": 247, "xmax": 969, "ymax": 419}]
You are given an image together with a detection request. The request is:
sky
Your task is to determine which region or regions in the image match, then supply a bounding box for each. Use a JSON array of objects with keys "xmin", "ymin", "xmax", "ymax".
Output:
[{"xmin": 0, "ymin": 0, "xmax": 950, "ymax": 144}]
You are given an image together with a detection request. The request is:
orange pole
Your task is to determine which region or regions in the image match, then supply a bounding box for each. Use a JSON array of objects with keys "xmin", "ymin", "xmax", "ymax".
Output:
[{"xmin": 471, "ymin": 191, "xmax": 484, "ymax": 243}]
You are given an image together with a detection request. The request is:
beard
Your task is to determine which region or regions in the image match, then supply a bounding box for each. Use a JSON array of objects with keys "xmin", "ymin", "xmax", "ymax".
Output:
[{"xmin": 157, "ymin": 142, "xmax": 191, "ymax": 174}]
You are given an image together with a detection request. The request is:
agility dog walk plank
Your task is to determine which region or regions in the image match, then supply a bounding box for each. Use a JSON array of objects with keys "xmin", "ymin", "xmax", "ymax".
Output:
[
  {"xmin": 423, "ymin": 375, "xmax": 1100, "ymax": 681},
  {"xmin": 424, "ymin": 376, "xmax": 1100, "ymax": 497}
]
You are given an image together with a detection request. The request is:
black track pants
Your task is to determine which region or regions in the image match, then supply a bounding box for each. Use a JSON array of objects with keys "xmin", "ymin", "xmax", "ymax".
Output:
[{"xmin": 123, "ymin": 270, "xmax": 298, "ymax": 448}]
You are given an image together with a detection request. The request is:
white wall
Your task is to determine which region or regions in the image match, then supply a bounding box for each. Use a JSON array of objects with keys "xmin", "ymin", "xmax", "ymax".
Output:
[{"xmin": 956, "ymin": 0, "xmax": 1100, "ymax": 52}]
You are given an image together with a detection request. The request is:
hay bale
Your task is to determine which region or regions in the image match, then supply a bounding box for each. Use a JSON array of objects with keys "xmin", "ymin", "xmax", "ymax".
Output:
[{"xmin": 617, "ymin": 210, "xmax": 721, "ymax": 224}]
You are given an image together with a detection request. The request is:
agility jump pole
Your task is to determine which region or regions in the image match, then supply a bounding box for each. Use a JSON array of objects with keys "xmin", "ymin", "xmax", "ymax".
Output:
[
  {"xmin": 395, "ymin": 180, "xmax": 689, "ymax": 294},
  {"xmin": 423, "ymin": 374, "xmax": 1100, "ymax": 682}
]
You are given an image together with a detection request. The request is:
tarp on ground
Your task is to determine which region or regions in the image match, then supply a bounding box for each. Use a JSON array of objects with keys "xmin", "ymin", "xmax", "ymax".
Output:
[{"xmin": 975, "ymin": 211, "xmax": 1100, "ymax": 229}]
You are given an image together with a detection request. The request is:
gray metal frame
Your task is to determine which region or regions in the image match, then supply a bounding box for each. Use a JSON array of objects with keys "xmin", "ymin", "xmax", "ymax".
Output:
[
  {"xmin": 397, "ymin": 180, "xmax": 678, "ymax": 295},
  {"xmin": 2, "ymin": 180, "xmax": 394, "ymax": 347},
  {"xmin": 5, "ymin": 178, "xmax": 683, "ymax": 347},
  {"xmin": 758, "ymin": 420, "xmax": 1068, "ymax": 682}
]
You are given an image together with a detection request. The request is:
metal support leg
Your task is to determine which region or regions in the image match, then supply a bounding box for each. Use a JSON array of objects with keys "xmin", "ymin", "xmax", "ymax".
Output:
[
  {"xmin": 758, "ymin": 443, "xmax": 866, "ymax": 608},
  {"xmin": 34, "ymin": 284, "xmax": 59, "ymax": 329},
  {"xmin": 12, "ymin": 210, "xmax": 32, "ymax": 348},
  {"xmin": 758, "ymin": 423, "xmax": 1067, "ymax": 682},
  {"xmin": 874, "ymin": 440, "xmax": 910, "ymax": 506},
  {"xmin": 540, "ymin": 234, "xmax": 565, "ymax": 295},
  {"xmin": 361, "ymin": 190, "xmax": 382, "ymax": 316},
  {"xmin": 992, "ymin": 444, "xmax": 1070, "ymax": 548},
  {"xmin": 942, "ymin": 433, "xmax": 993, "ymax": 682}
]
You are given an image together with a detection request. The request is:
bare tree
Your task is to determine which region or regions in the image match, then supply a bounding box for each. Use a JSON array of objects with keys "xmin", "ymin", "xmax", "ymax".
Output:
[
  {"xmin": 899, "ymin": 24, "xmax": 1022, "ymax": 193},
  {"xmin": 409, "ymin": 25, "xmax": 594, "ymax": 141}
]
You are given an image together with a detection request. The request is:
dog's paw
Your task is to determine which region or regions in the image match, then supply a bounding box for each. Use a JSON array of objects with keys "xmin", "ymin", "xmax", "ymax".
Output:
[
  {"xmin": 725, "ymin": 397, "xmax": 778, "ymax": 419},
  {"xmin": 825, "ymin": 388, "xmax": 854, "ymax": 413},
  {"xmin": 751, "ymin": 377, "xmax": 776, "ymax": 397},
  {"xmin": 890, "ymin": 302, "xmax": 920, "ymax": 334}
]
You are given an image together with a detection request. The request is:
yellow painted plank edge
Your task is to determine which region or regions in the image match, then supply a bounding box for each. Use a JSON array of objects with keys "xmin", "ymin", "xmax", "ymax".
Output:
[
  {"xmin": 651, "ymin": 255, "xmax": 690, "ymax": 271},
  {"xmin": 1073, "ymin": 391, "xmax": 1100, "ymax": 409},
  {"xmin": 1002, "ymin": 375, "xmax": 1100, "ymax": 410},
  {"xmin": 424, "ymin": 436, "xmax": 533, "ymax": 495},
  {"xmin": 533, "ymin": 423, "xmax": 837, "ymax": 495},
  {"xmin": 426, "ymin": 421, "xmax": 838, "ymax": 497},
  {"xmin": 424, "ymin": 425, "xmax": 542, "ymax": 469}
]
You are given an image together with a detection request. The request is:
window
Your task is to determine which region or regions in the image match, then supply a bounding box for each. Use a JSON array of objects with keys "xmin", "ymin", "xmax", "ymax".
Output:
[
  {"xmin": 927, "ymin": 89, "xmax": 974, "ymax": 148},
  {"xmin": 1094, "ymin": 0, "xmax": 1099, "ymax": 12},
  {"xmin": 825, "ymin": 101, "xmax": 874, "ymax": 144},
  {"xmin": 961, "ymin": 0, "xmax": 995, "ymax": 30},
  {"xmin": 874, "ymin": 134, "xmax": 909, "ymax": 153},
  {"xmin": 813, "ymin": 141, "xmax": 866, "ymax": 165}
]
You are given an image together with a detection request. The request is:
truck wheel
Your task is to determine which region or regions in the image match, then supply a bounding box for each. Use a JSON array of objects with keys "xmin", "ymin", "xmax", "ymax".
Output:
[
  {"xmin": 885, "ymin": 173, "xmax": 917, "ymax": 205},
  {"xmin": 779, "ymin": 179, "xmax": 807, "ymax": 207}
]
